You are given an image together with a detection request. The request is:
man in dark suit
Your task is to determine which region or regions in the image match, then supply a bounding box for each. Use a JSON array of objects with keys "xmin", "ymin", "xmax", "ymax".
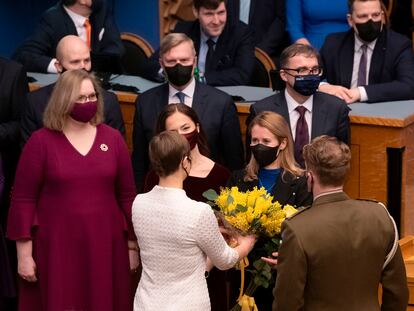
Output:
[
  {"xmin": 248, "ymin": 43, "xmax": 350, "ymax": 167},
  {"xmin": 13, "ymin": 0, "xmax": 124, "ymax": 73},
  {"xmin": 273, "ymin": 135, "xmax": 408, "ymax": 311},
  {"xmin": 132, "ymin": 33, "xmax": 244, "ymax": 191},
  {"xmin": 0, "ymin": 57, "xmax": 28, "ymax": 311},
  {"xmin": 319, "ymin": 0, "xmax": 414, "ymax": 103},
  {"xmin": 21, "ymin": 35, "xmax": 125, "ymax": 143},
  {"xmin": 142, "ymin": 0, "xmax": 255, "ymax": 86},
  {"xmin": 226, "ymin": 0, "xmax": 286, "ymax": 59}
]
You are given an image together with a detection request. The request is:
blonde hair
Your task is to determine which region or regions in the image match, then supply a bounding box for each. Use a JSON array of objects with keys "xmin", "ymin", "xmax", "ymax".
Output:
[
  {"xmin": 43, "ymin": 70, "xmax": 104, "ymax": 131},
  {"xmin": 245, "ymin": 111, "xmax": 304, "ymax": 182},
  {"xmin": 159, "ymin": 33, "xmax": 196, "ymax": 58},
  {"xmin": 303, "ymin": 135, "xmax": 351, "ymax": 187}
]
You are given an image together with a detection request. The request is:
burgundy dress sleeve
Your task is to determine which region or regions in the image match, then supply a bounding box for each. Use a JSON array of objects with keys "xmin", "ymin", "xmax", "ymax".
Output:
[
  {"xmin": 7, "ymin": 132, "xmax": 45, "ymax": 240},
  {"xmin": 114, "ymin": 131, "xmax": 137, "ymax": 241}
]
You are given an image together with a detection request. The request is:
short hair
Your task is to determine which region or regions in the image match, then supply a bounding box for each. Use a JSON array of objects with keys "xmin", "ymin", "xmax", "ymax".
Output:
[
  {"xmin": 245, "ymin": 111, "xmax": 304, "ymax": 182},
  {"xmin": 193, "ymin": 0, "xmax": 226, "ymax": 10},
  {"xmin": 348, "ymin": 0, "xmax": 381, "ymax": 12},
  {"xmin": 303, "ymin": 135, "xmax": 351, "ymax": 187},
  {"xmin": 149, "ymin": 130, "xmax": 191, "ymax": 177},
  {"xmin": 159, "ymin": 33, "xmax": 196, "ymax": 58},
  {"xmin": 279, "ymin": 43, "xmax": 320, "ymax": 69},
  {"xmin": 155, "ymin": 103, "xmax": 210, "ymax": 157},
  {"xmin": 43, "ymin": 70, "xmax": 104, "ymax": 131}
]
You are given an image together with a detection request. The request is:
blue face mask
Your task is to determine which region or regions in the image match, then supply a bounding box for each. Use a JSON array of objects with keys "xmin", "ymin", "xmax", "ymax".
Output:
[{"xmin": 293, "ymin": 75, "xmax": 321, "ymax": 96}]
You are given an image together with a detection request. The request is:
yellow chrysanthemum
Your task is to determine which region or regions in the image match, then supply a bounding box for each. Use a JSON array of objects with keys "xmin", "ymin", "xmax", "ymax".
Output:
[{"xmin": 283, "ymin": 204, "xmax": 298, "ymax": 218}]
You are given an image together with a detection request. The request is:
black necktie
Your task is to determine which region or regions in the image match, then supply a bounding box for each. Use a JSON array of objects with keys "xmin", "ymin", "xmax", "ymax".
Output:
[
  {"xmin": 357, "ymin": 44, "xmax": 368, "ymax": 86},
  {"xmin": 294, "ymin": 106, "xmax": 309, "ymax": 168},
  {"xmin": 205, "ymin": 39, "xmax": 215, "ymax": 74}
]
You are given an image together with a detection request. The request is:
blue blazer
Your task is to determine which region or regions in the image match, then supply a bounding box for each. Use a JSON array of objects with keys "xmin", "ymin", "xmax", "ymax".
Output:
[
  {"xmin": 320, "ymin": 28, "xmax": 414, "ymax": 103},
  {"xmin": 131, "ymin": 81, "xmax": 245, "ymax": 190},
  {"xmin": 12, "ymin": 1, "xmax": 124, "ymax": 73}
]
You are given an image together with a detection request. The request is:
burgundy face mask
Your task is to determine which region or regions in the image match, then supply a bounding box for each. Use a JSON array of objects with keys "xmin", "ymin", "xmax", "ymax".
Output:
[
  {"xmin": 182, "ymin": 129, "xmax": 199, "ymax": 150},
  {"xmin": 70, "ymin": 101, "xmax": 98, "ymax": 123}
]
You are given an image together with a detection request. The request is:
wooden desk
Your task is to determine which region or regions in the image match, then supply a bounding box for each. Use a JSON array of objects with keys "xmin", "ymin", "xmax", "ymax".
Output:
[
  {"xmin": 28, "ymin": 73, "xmax": 414, "ymax": 236},
  {"xmin": 400, "ymin": 236, "xmax": 414, "ymax": 309}
]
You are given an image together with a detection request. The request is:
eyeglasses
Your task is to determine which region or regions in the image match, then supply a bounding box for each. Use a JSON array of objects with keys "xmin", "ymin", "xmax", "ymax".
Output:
[
  {"xmin": 77, "ymin": 93, "xmax": 98, "ymax": 103},
  {"xmin": 282, "ymin": 66, "xmax": 323, "ymax": 76}
]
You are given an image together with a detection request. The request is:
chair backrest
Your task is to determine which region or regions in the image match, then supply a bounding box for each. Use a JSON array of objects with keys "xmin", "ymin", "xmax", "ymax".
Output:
[
  {"xmin": 250, "ymin": 47, "xmax": 276, "ymax": 88},
  {"xmin": 120, "ymin": 32, "xmax": 155, "ymax": 76}
]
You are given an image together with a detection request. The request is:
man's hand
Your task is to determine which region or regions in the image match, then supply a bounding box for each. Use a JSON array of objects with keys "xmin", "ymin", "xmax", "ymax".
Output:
[{"xmin": 318, "ymin": 84, "xmax": 360, "ymax": 104}]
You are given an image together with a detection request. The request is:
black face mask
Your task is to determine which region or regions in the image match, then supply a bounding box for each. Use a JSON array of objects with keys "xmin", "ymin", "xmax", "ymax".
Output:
[
  {"xmin": 251, "ymin": 144, "xmax": 279, "ymax": 167},
  {"xmin": 293, "ymin": 74, "xmax": 321, "ymax": 96},
  {"xmin": 355, "ymin": 19, "xmax": 382, "ymax": 42},
  {"xmin": 164, "ymin": 64, "xmax": 193, "ymax": 87}
]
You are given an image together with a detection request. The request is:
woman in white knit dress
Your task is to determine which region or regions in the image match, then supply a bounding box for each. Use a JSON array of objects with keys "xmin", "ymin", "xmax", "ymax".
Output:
[{"xmin": 132, "ymin": 131, "xmax": 255, "ymax": 311}]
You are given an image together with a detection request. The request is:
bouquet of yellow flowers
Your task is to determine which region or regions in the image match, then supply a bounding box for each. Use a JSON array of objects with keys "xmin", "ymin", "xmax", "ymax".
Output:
[{"xmin": 203, "ymin": 186, "xmax": 298, "ymax": 311}]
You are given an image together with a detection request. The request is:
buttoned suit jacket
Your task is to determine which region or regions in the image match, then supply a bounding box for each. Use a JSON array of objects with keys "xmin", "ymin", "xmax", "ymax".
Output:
[
  {"xmin": 247, "ymin": 91, "xmax": 350, "ymax": 147},
  {"xmin": 131, "ymin": 81, "xmax": 244, "ymax": 191},
  {"xmin": 273, "ymin": 192, "xmax": 409, "ymax": 311},
  {"xmin": 320, "ymin": 28, "xmax": 414, "ymax": 102},
  {"xmin": 12, "ymin": 1, "xmax": 124, "ymax": 73},
  {"xmin": 226, "ymin": 0, "xmax": 286, "ymax": 58},
  {"xmin": 21, "ymin": 83, "xmax": 125, "ymax": 144}
]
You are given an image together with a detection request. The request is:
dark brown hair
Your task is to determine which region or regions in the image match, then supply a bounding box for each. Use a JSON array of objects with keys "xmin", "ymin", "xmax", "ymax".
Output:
[
  {"xmin": 348, "ymin": 0, "xmax": 382, "ymax": 12},
  {"xmin": 193, "ymin": 0, "xmax": 226, "ymax": 10},
  {"xmin": 149, "ymin": 131, "xmax": 191, "ymax": 177},
  {"xmin": 155, "ymin": 104, "xmax": 210, "ymax": 157},
  {"xmin": 279, "ymin": 43, "xmax": 320, "ymax": 69},
  {"xmin": 303, "ymin": 135, "xmax": 351, "ymax": 187}
]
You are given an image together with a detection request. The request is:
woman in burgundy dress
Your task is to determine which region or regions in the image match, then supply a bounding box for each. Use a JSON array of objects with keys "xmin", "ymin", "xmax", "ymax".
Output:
[
  {"xmin": 143, "ymin": 104, "xmax": 231, "ymax": 311},
  {"xmin": 7, "ymin": 70, "xmax": 138, "ymax": 311}
]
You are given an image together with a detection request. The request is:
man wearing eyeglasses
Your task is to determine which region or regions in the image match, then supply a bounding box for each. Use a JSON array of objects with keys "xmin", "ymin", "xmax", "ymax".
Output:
[
  {"xmin": 21, "ymin": 35, "xmax": 125, "ymax": 144},
  {"xmin": 319, "ymin": 0, "xmax": 414, "ymax": 104},
  {"xmin": 247, "ymin": 43, "xmax": 350, "ymax": 167}
]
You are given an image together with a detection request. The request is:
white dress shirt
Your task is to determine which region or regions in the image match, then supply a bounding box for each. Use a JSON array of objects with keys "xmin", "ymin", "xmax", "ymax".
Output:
[
  {"xmin": 285, "ymin": 89, "xmax": 313, "ymax": 142},
  {"xmin": 239, "ymin": 0, "xmax": 251, "ymax": 24},
  {"xmin": 351, "ymin": 35, "xmax": 377, "ymax": 102},
  {"xmin": 168, "ymin": 77, "xmax": 196, "ymax": 107}
]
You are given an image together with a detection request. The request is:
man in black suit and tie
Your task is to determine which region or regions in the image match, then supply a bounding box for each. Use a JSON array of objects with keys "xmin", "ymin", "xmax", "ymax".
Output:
[
  {"xmin": 248, "ymin": 43, "xmax": 350, "ymax": 167},
  {"xmin": 132, "ymin": 33, "xmax": 244, "ymax": 191},
  {"xmin": 226, "ymin": 0, "xmax": 286, "ymax": 59},
  {"xmin": 0, "ymin": 57, "xmax": 28, "ymax": 311},
  {"xmin": 319, "ymin": 0, "xmax": 414, "ymax": 104},
  {"xmin": 21, "ymin": 35, "xmax": 125, "ymax": 143},
  {"xmin": 13, "ymin": 0, "xmax": 124, "ymax": 73},
  {"xmin": 142, "ymin": 0, "xmax": 255, "ymax": 86}
]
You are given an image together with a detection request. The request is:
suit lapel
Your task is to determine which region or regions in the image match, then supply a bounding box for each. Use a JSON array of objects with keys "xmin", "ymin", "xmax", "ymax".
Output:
[
  {"xmin": 339, "ymin": 31, "xmax": 355, "ymax": 88},
  {"xmin": 311, "ymin": 93, "xmax": 328, "ymax": 139},
  {"xmin": 278, "ymin": 92, "xmax": 292, "ymax": 130},
  {"xmin": 191, "ymin": 82, "xmax": 209, "ymax": 120},
  {"xmin": 248, "ymin": 0, "xmax": 256, "ymax": 23},
  {"xmin": 369, "ymin": 29, "xmax": 387, "ymax": 84}
]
